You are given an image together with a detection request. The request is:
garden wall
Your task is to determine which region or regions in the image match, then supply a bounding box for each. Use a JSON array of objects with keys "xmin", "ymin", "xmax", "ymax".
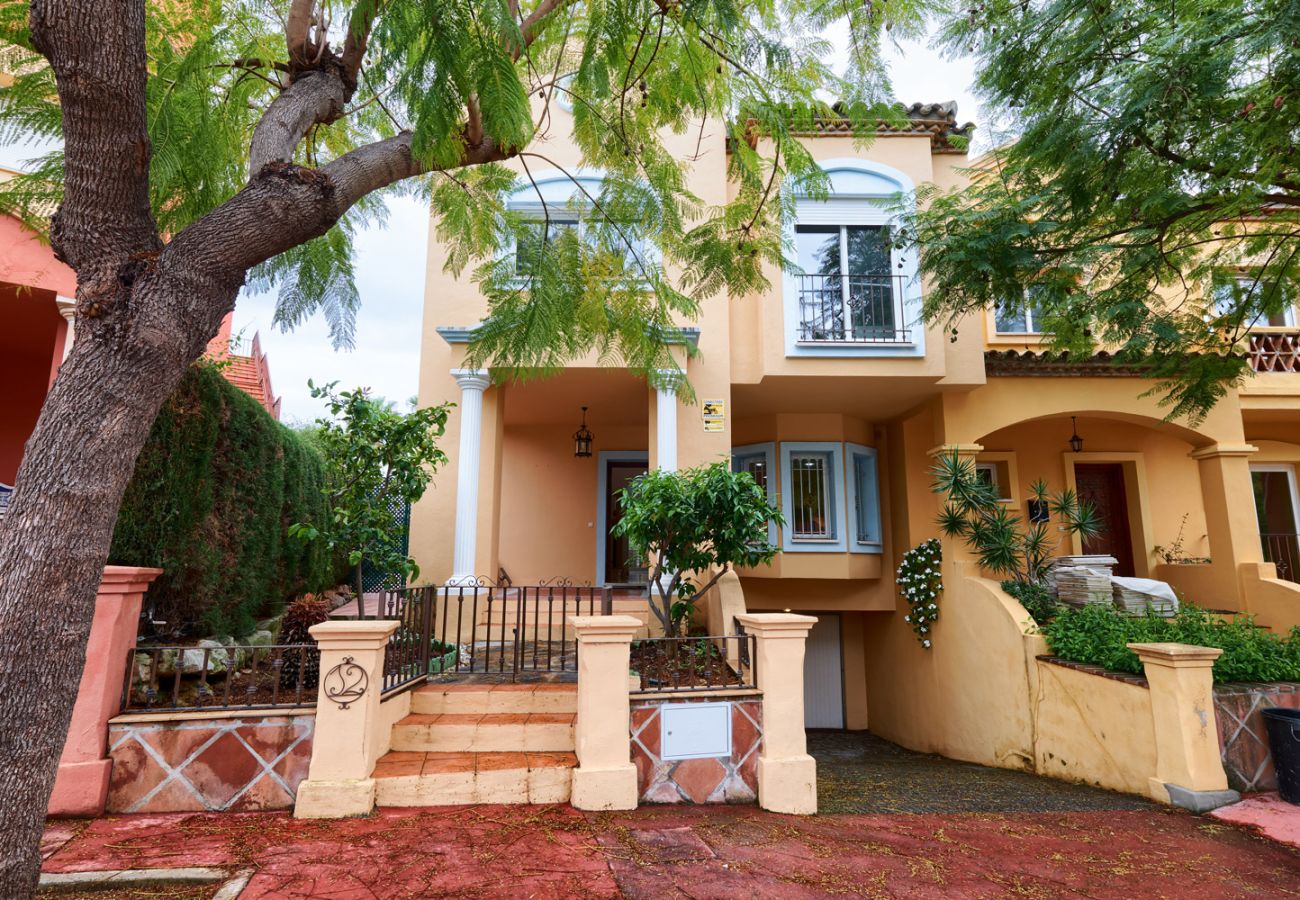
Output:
[
  {"xmin": 631, "ymin": 694, "xmax": 762, "ymax": 803},
  {"xmin": 109, "ymin": 363, "xmax": 337, "ymax": 637},
  {"xmin": 1030, "ymin": 658, "xmax": 1157, "ymax": 796},
  {"xmin": 106, "ymin": 712, "xmax": 314, "ymax": 813},
  {"xmin": 1214, "ymin": 681, "xmax": 1300, "ymax": 793}
]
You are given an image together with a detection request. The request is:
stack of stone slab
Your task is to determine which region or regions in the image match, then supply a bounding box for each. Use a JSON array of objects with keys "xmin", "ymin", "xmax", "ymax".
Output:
[
  {"xmin": 1112, "ymin": 577, "xmax": 1180, "ymax": 617},
  {"xmin": 1048, "ymin": 555, "xmax": 1119, "ymax": 608}
]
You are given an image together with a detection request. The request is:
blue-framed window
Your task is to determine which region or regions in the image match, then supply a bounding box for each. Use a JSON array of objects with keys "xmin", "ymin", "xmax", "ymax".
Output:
[
  {"xmin": 846, "ymin": 443, "xmax": 882, "ymax": 552},
  {"xmin": 779, "ymin": 442, "xmax": 847, "ymax": 553},
  {"xmin": 731, "ymin": 442, "xmax": 778, "ymax": 545}
]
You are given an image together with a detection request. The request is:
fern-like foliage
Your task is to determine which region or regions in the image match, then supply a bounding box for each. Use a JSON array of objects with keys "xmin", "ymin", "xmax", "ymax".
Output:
[{"xmin": 0, "ymin": 0, "xmax": 942, "ymax": 369}]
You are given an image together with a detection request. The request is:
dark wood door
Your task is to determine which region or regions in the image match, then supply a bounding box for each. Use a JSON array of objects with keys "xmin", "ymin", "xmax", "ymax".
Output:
[
  {"xmin": 605, "ymin": 460, "xmax": 648, "ymax": 584},
  {"xmin": 1074, "ymin": 463, "xmax": 1135, "ymax": 576}
]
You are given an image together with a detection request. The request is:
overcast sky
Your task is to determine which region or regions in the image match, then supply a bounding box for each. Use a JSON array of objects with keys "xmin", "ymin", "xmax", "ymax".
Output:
[{"xmin": 3, "ymin": 29, "xmax": 980, "ymax": 426}]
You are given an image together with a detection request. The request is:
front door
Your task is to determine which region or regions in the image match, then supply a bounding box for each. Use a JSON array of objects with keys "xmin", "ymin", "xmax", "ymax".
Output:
[
  {"xmin": 1074, "ymin": 463, "xmax": 1136, "ymax": 576},
  {"xmin": 604, "ymin": 458, "xmax": 648, "ymax": 585}
]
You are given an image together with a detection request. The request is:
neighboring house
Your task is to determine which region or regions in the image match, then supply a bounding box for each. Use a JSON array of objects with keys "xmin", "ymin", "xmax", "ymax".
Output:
[
  {"xmin": 409, "ymin": 100, "xmax": 1300, "ymax": 732},
  {"xmin": 204, "ymin": 313, "xmax": 282, "ymax": 420},
  {"xmin": 0, "ymin": 199, "xmax": 76, "ymax": 519},
  {"xmin": 0, "ymin": 186, "xmax": 279, "ymax": 518}
]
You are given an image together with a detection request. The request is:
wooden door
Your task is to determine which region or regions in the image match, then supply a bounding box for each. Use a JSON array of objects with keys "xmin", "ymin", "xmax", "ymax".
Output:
[
  {"xmin": 1074, "ymin": 463, "xmax": 1135, "ymax": 576},
  {"xmin": 605, "ymin": 460, "xmax": 648, "ymax": 584}
]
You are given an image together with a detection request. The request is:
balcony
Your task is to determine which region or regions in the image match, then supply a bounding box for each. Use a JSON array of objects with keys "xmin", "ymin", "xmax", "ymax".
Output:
[
  {"xmin": 796, "ymin": 273, "xmax": 911, "ymax": 345},
  {"xmin": 1262, "ymin": 532, "xmax": 1300, "ymax": 583},
  {"xmin": 1248, "ymin": 332, "xmax": 1300, "ymax": 373}
]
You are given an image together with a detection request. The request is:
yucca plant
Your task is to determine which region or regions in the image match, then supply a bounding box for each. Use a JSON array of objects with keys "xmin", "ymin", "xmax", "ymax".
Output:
[{"xmin": 932, "ymin": 452, "xmax": 1102, "ymax": 585}]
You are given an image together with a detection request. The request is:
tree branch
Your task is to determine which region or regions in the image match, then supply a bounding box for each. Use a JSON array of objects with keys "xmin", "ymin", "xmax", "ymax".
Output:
[
  {"xmin": 286, "ymin": 0, "xmax": 316, "ymax": 70},
  {"xmin": 341, "ymin": 0, "xmax": 384, "ymax": 83},
  {"xmin": 247, "ymin": 69, "xmax": 348, "ymax": 177},
  {"xmin": 29, "ymin": 0, "xmax": 161, "ymax": 279}
]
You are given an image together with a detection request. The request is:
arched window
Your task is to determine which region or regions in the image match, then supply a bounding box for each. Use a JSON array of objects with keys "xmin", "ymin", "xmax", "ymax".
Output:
[{"xmin": 783, "ymin": 158, "xmax": 923, "ymax": 358}]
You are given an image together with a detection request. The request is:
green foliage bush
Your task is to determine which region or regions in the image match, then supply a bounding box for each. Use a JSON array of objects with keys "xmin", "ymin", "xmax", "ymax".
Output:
[
  {"xmin": 1044, "ymin": 603, "xmax": 1300, "ymax": 685},
  {"xmin": 1001, "ymin": 580, "xmax": 1059, "ymax": 626},
  {"xmin": 109, "ymin": 363, "xmax": 337, "ymax": 637}
]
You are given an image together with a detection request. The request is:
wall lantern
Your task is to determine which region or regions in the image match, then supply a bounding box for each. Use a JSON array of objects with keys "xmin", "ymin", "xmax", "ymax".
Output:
[
  {"xmin": 1068, "ymin": 416, "xmax": 1084, "ymax": 453},
  {"xmin": 574, "ymin": 406, "xmax": 594, "ymax": 458}
]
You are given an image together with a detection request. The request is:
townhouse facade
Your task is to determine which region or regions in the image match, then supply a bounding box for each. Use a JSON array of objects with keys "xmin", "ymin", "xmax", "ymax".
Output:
[{"xmin": 408, "ymin": 100, "xmax": 1300, "ymax": 741}]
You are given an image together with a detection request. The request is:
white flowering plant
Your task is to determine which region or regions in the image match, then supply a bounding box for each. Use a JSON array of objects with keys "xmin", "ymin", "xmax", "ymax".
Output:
[{"xmin": 898, "ymin": 538, "xmax": 943, "ymax": 649}]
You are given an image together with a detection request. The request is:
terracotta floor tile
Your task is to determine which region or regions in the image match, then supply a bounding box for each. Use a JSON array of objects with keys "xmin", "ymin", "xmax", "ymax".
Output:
[
  {"xmin": 399, "ymin": 713, "xmax": 440, "ymax": 726},
  {"xmin": 435, "ymin": 713, "xmax": 483, "ymax": 725},
  {"xmin": 530, "ymin": 683, "xmax": 578, "ymax": 693},
  {"xmin": 372, "ymin": 757, "xmax": 423, "ymax": 778},
  {"xmin": 379, "ymin": 751, "xmax": 426, "ymax": 763},
  {"xmin": 482, "ymin": 713, "xmax": 530, "ymax": 725},
  {"xmin": 527, "ymin": 752, "xmax": 578, "ymax": 768},
  {"xmin": 527, "ymin": 713, "xmax": 576, "ymax": 725},
  {"xmin": 490, "ymin": 683, "xmax": 535, "ymax": 693}
]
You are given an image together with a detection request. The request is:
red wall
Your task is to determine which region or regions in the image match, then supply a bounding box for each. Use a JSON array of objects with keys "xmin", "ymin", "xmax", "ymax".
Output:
[{"xmin": 0, "ymin": 283, "xmax": 62, "ymax": 484}]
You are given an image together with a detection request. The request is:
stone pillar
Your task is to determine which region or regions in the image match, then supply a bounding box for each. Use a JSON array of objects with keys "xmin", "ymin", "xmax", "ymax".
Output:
[
  {"xmin": 1190, "ymin": 444, "xmax": 1262, "ymax": 607},
  {"xmin": 450, "ymin": 368, "xmax": 491, "ymax": 584},
  {"xmin": 1129, "ymin": 642, "xmax": 1239, "ymax": 812},
  {"xmin": 48, "ymin": 566, "xmax": 163, "ymax": 817},
  {"xmin": 55, "ymin": 295, "xmax": 76, "ymax": 363},
  {"xmin": 735, "ymin": 612, "xmax": 818, "ymax": 814},
  {"xmin": 569, "ymin": 615, "xmax": 642, "ymax": 810},
  {"xmin": 655, "ymin": 372, "xmax": 678, "ymax": 473},
  {"xmin": 294, "ymin": 619, "xmax": 400, "ymax": 819}
]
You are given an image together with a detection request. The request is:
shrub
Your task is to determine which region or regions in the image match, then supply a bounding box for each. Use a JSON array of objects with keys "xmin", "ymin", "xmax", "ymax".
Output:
[
  {"xmin": 278, "ymin": 593, "xmax": 332, "ymax": 689},
  {"xmin": 898, "ymin": 539, "xmax": 942, "ymax": 648},
  {"xmin": 1044, "ymin": 603, "xmax": 1300, "ymax": 684},
  {"xmin": 1001, "ymin": 579, "xmax": 1059, "ymax": 626},
  {"xmin": 109, "ymin": 363, "xmax": 338, "ymax": 637}
]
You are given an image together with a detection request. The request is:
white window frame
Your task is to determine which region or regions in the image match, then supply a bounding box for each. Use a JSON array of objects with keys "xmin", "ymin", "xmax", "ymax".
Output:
[
  {"xmin": 994, "ymin": 301, "xmax": 1041, "ymax": 335},
  {"xmin": 1213, "ymin": 274, "xmax": 1296, "ymax": 327},
  {"xmin": 845, "ymin": 443, "xmax": 882, "ymax": 553},
  {"xmin": 732, "ymin": 442, "xmax": 778, "ymax": 545},
  {"xmin": 1250, "ymin": 463, "xmax": 1300, "ymax": 536},
  {"xmin": 783, "ymin": 159, "xmax": 923, "ymax": 359},
  {"xmin": 779, "ymin": 442, "xmax": 848, "ymax": 553}
]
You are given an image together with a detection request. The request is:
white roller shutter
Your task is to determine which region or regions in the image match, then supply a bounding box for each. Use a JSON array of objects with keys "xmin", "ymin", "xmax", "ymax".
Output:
[{"xmin": 803, "ymin": 613, "xmax": 844, "ymax": 728}]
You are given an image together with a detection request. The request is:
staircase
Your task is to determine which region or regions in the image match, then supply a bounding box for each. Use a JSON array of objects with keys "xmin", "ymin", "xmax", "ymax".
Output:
[{"xmin": 372, "ymin": 682, "xmax": 578, "ymax": 806}]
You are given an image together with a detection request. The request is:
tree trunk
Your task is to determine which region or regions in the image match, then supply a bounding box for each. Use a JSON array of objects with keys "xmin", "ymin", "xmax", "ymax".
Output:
[
  {"xmin": 0, "ymin": 275, "xmax": 235, "ymax": 894},
  {"xmin": 355, "ymin": 560, "xmax": 365, "ymax": 620}
]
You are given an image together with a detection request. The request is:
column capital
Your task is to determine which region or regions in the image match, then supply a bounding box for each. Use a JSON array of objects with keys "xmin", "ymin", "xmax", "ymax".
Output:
[
  {"xmin": 736, "ymin": 612, "xmax": 818, "ymax": 638},
  {"xmin": 653, "ymin": 368, "xmax": 685, "ymax": 391},
  {"xmin": 927, "ymin": 443, "xmax": 985, "ymax": 460},
  {"xmin": 569, "ymin": 615, "xmax": 643, "ymax": 643},
  {"xmin": 1127, "ymin": 642, "xmax": 1223, "ymax": 668},
  {"xmin": 308, "ymin": 619, "xmax": 399, "ymax": 651},
  {"xmin": 55, "ymin": 295, "xmax": 76, "ymax": 322},
  {"xmin": 452, "ymin": 368, "xmax": 491, "ymax": 391},
  {"xmin": 1187, "ymin": 443, "xmax": 1257, "ymax": 460}
]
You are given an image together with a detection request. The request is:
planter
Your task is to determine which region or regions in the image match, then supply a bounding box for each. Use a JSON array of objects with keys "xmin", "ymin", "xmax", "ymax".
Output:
[
  {"xmin": 1264, "ymin": 707, "xmax": 1300, "ymax": 804},
  {"xmin": 428, "ymin": 643, "xmax": 459, "ymax": 675}
]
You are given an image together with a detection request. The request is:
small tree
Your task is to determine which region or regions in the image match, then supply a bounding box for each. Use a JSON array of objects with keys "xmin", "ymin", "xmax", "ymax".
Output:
[
  {"xmin": 614, "ymin": 462, "xmax": 784, "ymax": 636},
  {"xmin": 931, "ymin": 452, "xmax": 1101, "ymax": 586},
  {"xmin": 289, "ymin": 382, "xmax": 450, "ymax": 613}
]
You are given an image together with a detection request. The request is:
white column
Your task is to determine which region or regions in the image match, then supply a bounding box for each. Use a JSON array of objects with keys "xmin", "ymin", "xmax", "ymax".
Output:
[
  {"xmin": 450, "ymin": 369, "xmax": 491, "ymax": 584},
  {"xmin": 56, "ymin": 295, "xmax": 76, "ymax": 363},
  {"xmin": 655, "ymin": 371, "xmax": 678, "ymax": 472}
]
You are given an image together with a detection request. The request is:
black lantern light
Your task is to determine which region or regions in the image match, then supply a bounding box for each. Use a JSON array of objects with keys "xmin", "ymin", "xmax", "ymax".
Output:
[
  {"xmin": 1068, "ymin": 416, "xmax": 1084, "ymax": 453},
  {"xmin": 574, "ymin": 406, "xmax": 594, "ymax": 458}
]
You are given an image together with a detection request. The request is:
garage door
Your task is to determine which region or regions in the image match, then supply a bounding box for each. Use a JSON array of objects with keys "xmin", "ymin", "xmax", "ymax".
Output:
[{"xmin": 803, "ymin": 613, "xmax": 844, "ymax": 728}]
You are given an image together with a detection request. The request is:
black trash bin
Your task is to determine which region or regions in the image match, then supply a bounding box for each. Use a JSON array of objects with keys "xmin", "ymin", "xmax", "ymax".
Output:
[{"xmin": 1264, "ymin": 707, "xmax": 1300, "ymax": 804}]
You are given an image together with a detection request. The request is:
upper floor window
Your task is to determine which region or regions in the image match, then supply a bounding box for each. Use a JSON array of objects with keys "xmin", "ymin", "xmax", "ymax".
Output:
[
  {"xmin": 994, "ymin": 300, "xmax": 1042, "ymax": 334},
  {"xmin": 795, "ymin": 224, "xmax": 907, "ymax": 344},
  {"xmin": 513, "ymin": 216, "xmax": 645, "ymax": 279},
  {"xmin": 732, "ymin": 442, "xmax": 778, "ymax": 545},
  {"xmin": 1212, "ymin": 274, "xmax": 1296, "ymax": 327},
  {"xmin": 776, "ymin": 441, "xmax": 881, "ymax": 554}
]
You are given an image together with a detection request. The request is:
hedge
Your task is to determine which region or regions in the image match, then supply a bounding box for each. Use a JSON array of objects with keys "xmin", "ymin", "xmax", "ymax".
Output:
[
  {"xmin": 109, "ymin": 362, "xmax": 336, "ymax": 637},
  {"xmin": 1043, "ymin": 603, "xmax": 1300, "ymax": 685}
]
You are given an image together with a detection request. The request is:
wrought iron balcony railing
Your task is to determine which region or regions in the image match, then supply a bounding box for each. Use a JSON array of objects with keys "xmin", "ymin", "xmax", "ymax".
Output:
[
  {"xmin": 1262, "ymin": 532, "xmax": 1300, "ymax": 583},
  {"xmin": 797, "ymin": 273, "xmax": 911, "ymax": 344}
]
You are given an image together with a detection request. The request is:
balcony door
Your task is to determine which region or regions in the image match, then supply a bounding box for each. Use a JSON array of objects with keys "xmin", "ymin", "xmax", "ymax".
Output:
[
  {"xmin": 1251, "ymin": 464, "xmax": 1300, "ymax": 581},
  {"xmin": 794, "ymin": 224, "xmax": 900, "ymax": 343}
]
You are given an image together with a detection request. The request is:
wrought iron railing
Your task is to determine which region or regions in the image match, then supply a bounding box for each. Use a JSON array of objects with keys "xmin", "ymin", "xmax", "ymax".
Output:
[
  {"xmin": 1247, "ymin": 332, "xmax": 1300, "ymax": 372},
  {"xmin": 797, "ymin": 272, "xmax": 910, "ymax": 344},
  {"xmin": 629, "ymin": 633, "xmax": 757, "ymax": 694},
  {"xmin": 1262, "ymin": 532, "xmax": 1300, "ymax": 583},
  {"xmin": 122, "ymin": 644, "xmax": 318, "ymax": 713},
  {"xmin": 379, "ymin": 585, "xmax": 438, "ymax": 694}
]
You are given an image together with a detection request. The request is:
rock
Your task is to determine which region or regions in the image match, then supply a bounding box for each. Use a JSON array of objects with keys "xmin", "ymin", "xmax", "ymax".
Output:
[
  {"xmin": 248, "ymin": 629, "xmax": 274, "ymax": 647},
  {"xmin": 180, "ymin": 640, "xmax": 230, "ymax": 675}
]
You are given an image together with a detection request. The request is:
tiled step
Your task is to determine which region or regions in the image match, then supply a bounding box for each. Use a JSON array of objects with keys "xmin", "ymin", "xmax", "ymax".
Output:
[
  {"xmin": 373, "ymin": 751, "xmax": 576, "ymax": 806},
  {"xmin": 411, "ymin": 683, "xmax": 577, "ymax": 716},
  {"xmin": 390, "ymin": 711, "xmax": 575, "ymax": 753}
]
